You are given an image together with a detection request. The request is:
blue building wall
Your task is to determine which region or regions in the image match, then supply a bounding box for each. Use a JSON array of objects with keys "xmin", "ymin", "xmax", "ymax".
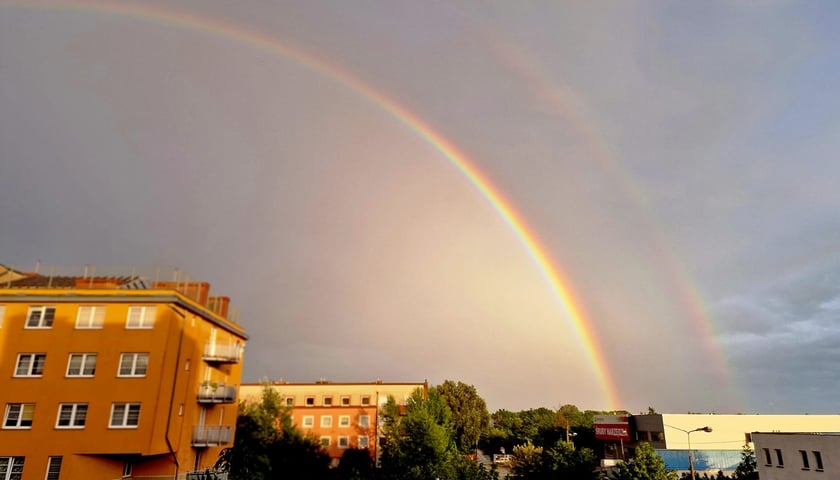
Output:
[{"xmin": 655, "ymin": 450, "xmax": 742, "ymax": 472}]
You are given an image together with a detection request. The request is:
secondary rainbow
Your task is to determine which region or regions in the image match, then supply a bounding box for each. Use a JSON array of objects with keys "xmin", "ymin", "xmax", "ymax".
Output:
[{"xmin": 4, "ymin": 0, "xmax": 623, "ymax": 409}]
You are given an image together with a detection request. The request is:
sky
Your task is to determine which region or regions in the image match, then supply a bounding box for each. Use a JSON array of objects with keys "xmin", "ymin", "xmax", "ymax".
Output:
[{"xmin": 2, "ymin": 0, "xmax": 840, "ymax": 414}]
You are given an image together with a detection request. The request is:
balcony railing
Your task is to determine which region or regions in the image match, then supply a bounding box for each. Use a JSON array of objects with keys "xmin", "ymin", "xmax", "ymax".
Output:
[
  {"xmin": 197, "ymin": 383, "xmax": 237, "ymax": 404},
  {"xmin": 185, "ymin": 470, "xmax": 229, "ymax": 480},
  {"xmin": 191, "ymin": 425, "xmax": 233, "ymax": 447},
  {"xmin": 202, "ymin": 342, "xmax": 242, "ymax": 363}
]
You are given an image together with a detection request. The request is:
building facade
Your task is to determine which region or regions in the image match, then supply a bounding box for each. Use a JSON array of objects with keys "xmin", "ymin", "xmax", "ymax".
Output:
[
  {"xmin": 0, "ymin": 266, "xmax": 248, "ymax": 480},
  {"xmin": 239, "ymin": 381, "xmax": 427, "ymax": 464},
  {"xmin": 753, "ymin": 432, "xmax": 837, "ymax": 480},
  {"xmin": 610, "ymin": 414, "xmax": 840, "ymax": 476}
]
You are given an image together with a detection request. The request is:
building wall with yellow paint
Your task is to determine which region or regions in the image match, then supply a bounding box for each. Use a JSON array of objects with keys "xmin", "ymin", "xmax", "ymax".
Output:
[{"xmin": 0, "ymin": 279, "xmax": 247, "ymax": 480}]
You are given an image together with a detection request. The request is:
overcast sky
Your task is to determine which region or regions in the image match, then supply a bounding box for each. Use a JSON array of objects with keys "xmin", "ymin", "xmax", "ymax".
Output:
[{"xmin": 3, "ymin": 0, "xmax": 840, "ymax": 414}]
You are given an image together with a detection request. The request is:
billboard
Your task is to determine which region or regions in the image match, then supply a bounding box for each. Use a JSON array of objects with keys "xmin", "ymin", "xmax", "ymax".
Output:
[{"xmin": 594, "ymin": 415, "xmax": 630, "ymax": 441}]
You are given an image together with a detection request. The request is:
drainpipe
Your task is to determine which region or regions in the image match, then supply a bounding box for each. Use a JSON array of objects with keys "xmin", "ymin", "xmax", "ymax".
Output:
[{"xmin": 166, "ymin": 305, "xmax": 187, "ymax": 480}]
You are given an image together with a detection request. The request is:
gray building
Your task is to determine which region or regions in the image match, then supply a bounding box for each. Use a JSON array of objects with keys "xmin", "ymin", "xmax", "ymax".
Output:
[{"xmin": 753, "ymin": 432, "xmax": 838, "ymax": 480}]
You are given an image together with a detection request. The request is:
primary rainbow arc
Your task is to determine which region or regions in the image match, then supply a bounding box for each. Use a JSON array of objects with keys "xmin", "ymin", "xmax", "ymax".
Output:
[{"xmin": 5, "ymin": 0, "xmax": 622, "ymax": 409}]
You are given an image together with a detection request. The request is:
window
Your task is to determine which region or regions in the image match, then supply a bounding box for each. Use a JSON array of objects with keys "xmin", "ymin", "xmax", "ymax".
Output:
[
  {"xmin": 118, "ymin": 353, "xmax": 149, "ymax": 377},
  {"xmin": 321, "ymin": 415, "xmax": 332, "ymax": 427},
  {"xmin": 302, "ymin": 416, "xmax": 314, "ymax": 428},
  {"xmin": 0, "ymin": 305, "xmax": 5, "ymax": 328},
  {"xmin": 800, "ymin": 450, "xmax": 809, "ymax": 469},
  {"xmin": 122, "ymin": 462, "xmax": 132, "ymax": 478},
  {"xmin": 338, "ymin": 436, "xmax": 349, "ymax": 448},
  {"xmin": 319, "ymin": 436, "xmax": 330, "ymax": 448},
  {"xmin": 323, "ymin": 396, "xmax": 333, "ymax": 407},
  {"xmin": 358, "ymin": 436, "xmax": 369, "ymax": 448},
  {"xmin": 126, "ymin": 306, "xmax": 156, "ymax": 329},
  {"xmin": 76, "ymin": 306, "xmax": 105, "ymax": 329},
  {"xmin": 110, "ymin": 403, "xmax": 140, "ymax": 428},
  {"xmin": 3, "ymin": 404, "xmax": 34, "ymax": 429},
  {"xmin": 14, "ymin": 354, "xmax": 45, "ymax": 377},
  {"xmin": 56, "ymin": 403, "xmax": 87, "ymax": 428},
  {"xmin": 775, "ymin": 449, "xmax": 784, "ymax": 467},
  {"xmin": 763, "ymin": 448, "xmax": 772, "ymax": 466},
  {"xmin": 66, "ymin": 353, "xmax": 97, "ymax": 377},
  {"xmin": 813, "ymin": 451, "xmax": 823, "ymax": 471},
  {"xmin": 45, "ymin": 456, "xmax": 62, "ymax": 480},
  {"xmin": 341, "ymin": 395, "xmax": 350, "ymax": 406},
  {"xmin": 339, "ymin": 415, "xmax": 350, "ymax": 427},
  {"xmin": 25, "ymin": 306, "xmax": 55, "ymax": 328},
  {"xmin": 284, "ymin": 396, "xmax": 294, "ymax": 407},
  {"xmin": 358, "ymin": 415, "xmax": 370, "ymax": 427},
  {"xmin": 0, "ymin": 457, "xmax": 24, "ymax": 480},
  {"xmin": 361, "ymin": 395, "xmax": 371, "ymax": 406},
  {"xmin": 305, "ymin": 396, "xmax": 315, "ymax": 406}
]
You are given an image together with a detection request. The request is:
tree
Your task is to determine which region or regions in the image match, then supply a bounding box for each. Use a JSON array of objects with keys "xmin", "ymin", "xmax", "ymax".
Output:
[
  {"xmin": 542, "ymin": 440, "xmax": 600, "ymax": 480},
  {"xmin": 731, "ymin": 444, "xmax": 758, "ymax": 480},
  {"xmin": 510, "ymin": 442, "xmax": 544, "ymax": 480},
  {"xmin": 215, "ymin": 383, "xmax": 330, "ymax": 480},
  {"xmin": 612, "ymin": 442, "xmax": 676, "ymax": 480},
  {"xmin": 379, "ymin": 388, "xmax": 459, "ymax": 480},
  {"xmin": 435, "ymin": 380, "xmax": 491, "ymax": 453},
  {"xmin": 335, "ymin": 448, "xmax": 375, "ymax": 480}
]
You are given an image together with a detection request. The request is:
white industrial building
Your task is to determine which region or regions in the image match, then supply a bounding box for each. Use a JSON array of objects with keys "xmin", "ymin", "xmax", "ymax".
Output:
[{"xmin": 625, "ymin": 414, "xmax": 840, "ymax": 476}]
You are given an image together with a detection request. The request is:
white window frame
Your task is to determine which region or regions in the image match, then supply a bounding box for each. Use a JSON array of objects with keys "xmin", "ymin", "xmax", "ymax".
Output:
[
  {"xmin": 25, "ymin": 306, "xmax": 55, "ymax": 329},
  {"xmin": 15, "ymin": 353, "xmax": 46, "ymax": 377},
  {"xmin": 361, "ymin": 395, "xmax": 371, "ymax": 406},
  {"xmin": 358, "ymin": 435, "xmax": 369, "ymax": 448},
  {"xmin": 340, "ymin": 395, "xmax": 351, "ymax": 406},
  {"xmin": 66, "ymin": 353, "xmax": 97, "ymax": 377},
  {"xmin": 109, "ymin": 403, "xmax": 140, "ymax": 428},
  {"xmin": 3, "ymin": 404, "xmax": 34, "ymax": 429},
  {"xmin": 301, "ymin": 415, "xmax": 314, "ymax": 428},
  {"xmin": 323, "ymin": 396, "xmax": 333, "ymax": 407},
  {"xmin": 305, "ymin": 396, "xmax": 315, "ymax": 406},
  {"xmin": 118, "ymin": 353, "xmax": 149, "ymax": 377},
  {"xmin": 55, "ymin": 403, "xmax": 87, "ymax": 429},
  {"xmin": 319, "ymin": 436, "xmax": 330, "ymax": 448},
  {"xmin": 122, "ymin": 462, "xmax": 132, "ymax": 478},
  {"xmin": 320, "ymin": 415, "xmax": 332, "ymax": 428},
  {"xmin": 75, "ymin": 306, "xmax": 105, "ymax": 329},
  {"xmin": 284, "ymin": 396, "xmax": 294, "ymax": 407},
  {"xmin": 339, "ymin": 415, "xmax": 350, "ymax": 427},
  {"xmin": 126, "ymin": 306, "xmax": 156, "ymax": 329},
  {"xmin": 45, "ymin": 456, "xmax": 62, "ymax": 480},
  {"xmin": 0, "ymin": 456, "xmax": 25, "ymax": 480},
  {"xmin": 338, "ymin": 436, "xmax": 349, "ymax": 449},
  {"xmin": 358, "ymin": 415, "xmax": 370, "ymax": 427}
]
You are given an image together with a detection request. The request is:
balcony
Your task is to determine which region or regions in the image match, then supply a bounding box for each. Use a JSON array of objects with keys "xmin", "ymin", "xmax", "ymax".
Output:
[
  {"xmin": 202, "ymin": 342, "xmax": 242, "ymax": 363},
  {"xmin": 185, "ymin": 470, "xmax": 229, "ymax": 480},
  {"xmin": 197, "ymin": 383, "xmax": 237, "ymax": 404},
  {"xmin": 191, "ymin": 425, "xmax": 233, "ymax": 447}
]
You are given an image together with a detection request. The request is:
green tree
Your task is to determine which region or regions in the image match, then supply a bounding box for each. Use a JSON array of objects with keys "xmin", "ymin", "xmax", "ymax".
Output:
[
  {"xmin": 379, "ymin": 388, "xmax": 459, "ymax": 480},
  {"xmin": 215, "ymin": 383, "xmax": 330, "ymax": 480},
  {"xmin": 335, "ymin": 448, "xmax": 375, "ymax": 480},
  {"xmin": 510, "ymin": 441, "xmax": 544, "ymax": 480},
  {"xmin": 612, "ymin": 442, "xmax": 676, "ymax": 480},
  {"xmin": 435, "ymin": 380, "xmax": 491, "ymax": 453},
  {"xmin": 542, "ymin": 440, "xmax": 600, "ymax": 480},
  {"xmin": 732, "ymin": 444, "xmax": 758, "ymax": 480}
]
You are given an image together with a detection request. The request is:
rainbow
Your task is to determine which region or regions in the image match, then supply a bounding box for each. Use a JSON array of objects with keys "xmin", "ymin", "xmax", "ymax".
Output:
[{"xmin": 3, "ymin": 0, "xmax": 622, "ymax": 409}]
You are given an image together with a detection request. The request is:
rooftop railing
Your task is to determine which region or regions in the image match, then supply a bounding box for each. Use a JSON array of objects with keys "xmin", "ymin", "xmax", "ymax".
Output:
[{"xmin": 0, "ymin": 263, "xmax": 240, "ymax": 323}]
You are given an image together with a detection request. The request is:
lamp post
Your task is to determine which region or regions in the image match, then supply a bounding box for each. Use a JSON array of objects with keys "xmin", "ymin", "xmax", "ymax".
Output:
[{"xmin": 665, "ymin": 425, "xmax": 712, "ymax": 480}]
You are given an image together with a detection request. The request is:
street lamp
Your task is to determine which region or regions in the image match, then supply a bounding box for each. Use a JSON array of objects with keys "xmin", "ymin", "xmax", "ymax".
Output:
[{"xmin": 665, "ymin": 425, "xmax": 712, "ymax": 480}]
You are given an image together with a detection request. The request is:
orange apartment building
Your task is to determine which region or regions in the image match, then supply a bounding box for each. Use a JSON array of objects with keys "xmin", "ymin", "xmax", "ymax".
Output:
[
  {"xmin": 0, "ymin": 265, "xmax": 248, "ymax": 480},
  {"xmin": 239, "ymin": 381, "xmax": 427, "ymax": 464}
]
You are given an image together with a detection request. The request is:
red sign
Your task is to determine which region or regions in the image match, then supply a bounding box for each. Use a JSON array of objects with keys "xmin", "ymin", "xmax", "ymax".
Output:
[{"xmin": 594, "ymin": 415, "xmax": 630, "ymax": 441}]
